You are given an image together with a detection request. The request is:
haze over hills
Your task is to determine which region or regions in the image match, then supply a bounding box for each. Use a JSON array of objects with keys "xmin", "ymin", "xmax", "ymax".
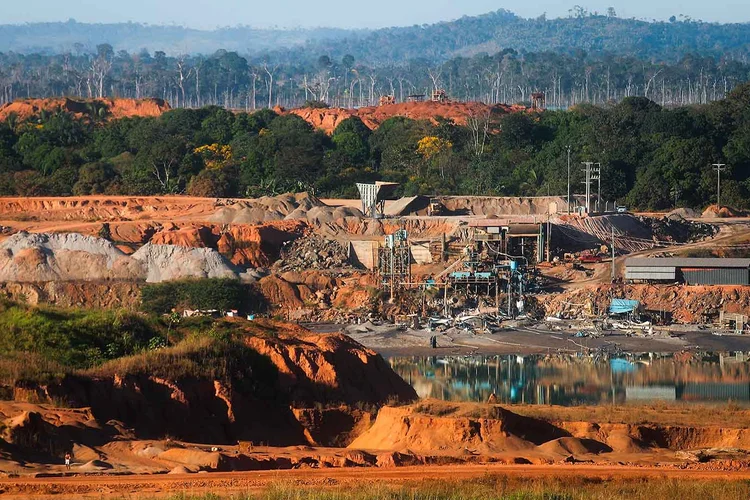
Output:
[
  {"xmin": 0, "ymin": 20, "xmax": 355, "ymax": 56},
  {"xmin": 2, "ymin": 10, "xmax": 750, "ymax": 63}
]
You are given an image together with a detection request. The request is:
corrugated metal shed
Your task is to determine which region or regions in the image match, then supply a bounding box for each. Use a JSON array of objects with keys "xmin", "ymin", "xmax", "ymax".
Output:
[
  {"xmin": 682, "ymin": 268, "xmax": 749, "ymax": 286},
  {"xmin": 625, "ymin": 257, "xmax": 750, "ymax": 284},
  {"xmin": 625, "ymin": 266, "xmax": 676, "ymax": 281},
  {"xmin": 626, "ymin": 258, "xmax": 750, "ymax": 268}
]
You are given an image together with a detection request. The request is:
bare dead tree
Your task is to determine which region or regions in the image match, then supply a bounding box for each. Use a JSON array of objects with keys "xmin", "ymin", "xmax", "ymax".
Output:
[
  {"xmin": 263, "ymin": 62, "xmax": 279, "ymax": 109},
  {"xmin": 467, "ymin": 109, "xmax": 491, "ymax": 158},
  {"xmin": 90, "ymin": 55, "xmax": 112, "ymax": 98},
  {"xmin": 644, "ymin": 68, "xmax": 663, "ymax": 100},
  {"xmin": 176, "ymin": 57, "xmax": 193, "ymax": 108},
  {"xmin": 427, "ymin": 65, "xmax": 443, "ymax": 93},
  {"xmin": 152, "ymin": 158, "xmax": 176, "ymax": 193}
]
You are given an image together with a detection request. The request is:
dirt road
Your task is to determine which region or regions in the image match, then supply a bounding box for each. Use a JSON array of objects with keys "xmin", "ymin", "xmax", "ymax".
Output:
[{"xmin": 2, "ymin": 464, "xmax": 749, "ymax": 499}]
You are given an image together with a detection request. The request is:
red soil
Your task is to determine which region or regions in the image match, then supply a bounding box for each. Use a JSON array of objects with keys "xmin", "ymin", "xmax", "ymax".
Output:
[
  {"xmin": 0, "ymin": 97, "xmax": 170, "ymax": 122},
  {"xmin": 284, "ymin": 100, "xmax": 530, "ymax": 134}
]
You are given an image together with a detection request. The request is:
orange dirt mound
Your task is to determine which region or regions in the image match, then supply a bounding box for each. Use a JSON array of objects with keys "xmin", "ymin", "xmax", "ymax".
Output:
[
  {"xmin": 286, "ymin": 101, "xmax": 529, "ymax": 134},
  {"xmin": 536, "ymin": 437, "xmax": 611, "ymax": 456},
  {"xmin": 348, "ymin": 406, "xmax": 542, "ymax": 454},
  {"xmin": 0, "ymin": 97, "xmax": 169, "ymax": 122},
  {"xmin": 701, "ymin": 204, "xmax": 747, "ymax": 218}
]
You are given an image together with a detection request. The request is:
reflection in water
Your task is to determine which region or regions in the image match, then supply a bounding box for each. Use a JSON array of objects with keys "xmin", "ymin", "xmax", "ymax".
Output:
[{"xmin": 388, "ymin": 352, "xmax": 750, "ymax": 406}]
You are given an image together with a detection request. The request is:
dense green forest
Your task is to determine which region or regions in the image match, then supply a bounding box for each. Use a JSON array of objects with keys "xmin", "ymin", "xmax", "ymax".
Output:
[{"xmin": 2, "ymin": 83, "xmax": 750, "ymax": 210}]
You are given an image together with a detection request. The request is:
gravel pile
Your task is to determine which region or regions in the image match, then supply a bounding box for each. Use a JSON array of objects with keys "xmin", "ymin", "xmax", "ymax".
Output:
[{"xmin": 273, "ymin": 234, "xmax": 353, "ymax": 272}]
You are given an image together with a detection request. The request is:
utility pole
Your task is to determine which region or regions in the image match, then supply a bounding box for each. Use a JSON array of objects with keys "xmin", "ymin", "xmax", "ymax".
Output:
[
  {"xmin": 594, "ymin": 162, "xmax": 602, "ymax": 213},
  {"xmin": 566, "ymin": 145, "xmax": 572, "ymax": 214},
  {"xmin": 546, "ymin": 215, "xmax": 551, "ymax": 262},
  {"xmin": 712, "ymin": 163, "xmax": 726, "ymax": 209},
  {"xmin": 611, "ymin": 226, "xmax": 616, "ymax": 282},
  {"xmin": 581, "ymin": 161, "xmax": 594, "ymax": 213}
]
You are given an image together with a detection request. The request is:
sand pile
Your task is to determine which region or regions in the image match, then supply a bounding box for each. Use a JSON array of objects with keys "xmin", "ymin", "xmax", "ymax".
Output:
[
  {"xmin": 536, "ymin": 437, "xmax": 611, "ymax": 456},
  {"xmin": 210, "ymin": 192, "xmax": 362, "ymax": 226},
  {"xmin": 0, "ymin": 232, "xmax": 243, "ymax": 283},
  {"xmin": 0, "ymin": 232, "xmax": 143, "ymax": 282},
  {"xmin": 131, "ymin": 244, "xmax": 237, "ymax": 283}
]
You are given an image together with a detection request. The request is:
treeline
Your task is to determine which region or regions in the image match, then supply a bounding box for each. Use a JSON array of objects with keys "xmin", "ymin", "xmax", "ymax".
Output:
[
  {"xmin": 2, "ymin": 83, "xmax": 750, "ymax": 210},
  {"xmin": 1, "ymin": 46, "xmax": 748, "ymax": 110}
]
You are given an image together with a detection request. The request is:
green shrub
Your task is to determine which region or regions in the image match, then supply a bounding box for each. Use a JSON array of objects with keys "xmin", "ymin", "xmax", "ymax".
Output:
[
  {"xmin": 140, "ymin": 278, "xmax": 248, "ymax": 315},
  {"xmin": 0, "ymin": 301, "xmax": 157, "ymax": 370}
]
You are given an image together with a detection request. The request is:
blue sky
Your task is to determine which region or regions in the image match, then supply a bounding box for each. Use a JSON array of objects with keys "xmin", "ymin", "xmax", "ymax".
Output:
[{"xmin": 5, "ymin": 0, "xmax": 748, "ymax": 28}]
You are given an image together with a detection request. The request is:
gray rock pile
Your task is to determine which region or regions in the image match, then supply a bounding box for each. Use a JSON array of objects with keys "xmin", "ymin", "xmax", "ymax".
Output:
[
  {"xmin": 131, "ymin": 244, "xmax": 238, "ymax": 283},
  {"xmin": 273, "ymin": 234, "xmax": 352, "ymax": 272},
  {"xmin": 0, "ymin": 232, "xmax": 243, "ymax": 283}
]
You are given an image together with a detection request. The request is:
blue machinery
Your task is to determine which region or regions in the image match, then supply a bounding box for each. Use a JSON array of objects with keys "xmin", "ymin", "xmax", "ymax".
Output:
[{"xmin": 444, "ymin": 249, "xmax": 530, "ymax": 318}]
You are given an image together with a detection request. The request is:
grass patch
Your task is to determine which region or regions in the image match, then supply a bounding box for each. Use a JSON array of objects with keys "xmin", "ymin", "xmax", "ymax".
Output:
[
  {"xmin": 141, "ymin": 475, "xmax": 750, "ymax": 499},
  {"xmin": 0, "ymin": 300, "xmax": 280, "ymax": 394},
  {"xmin": 0, "ymin": 300, "xmax": 160, "ymax": 371},
  {"xmin": 87, "ymin": 330, "xmax": 280, "ymax": 398}
]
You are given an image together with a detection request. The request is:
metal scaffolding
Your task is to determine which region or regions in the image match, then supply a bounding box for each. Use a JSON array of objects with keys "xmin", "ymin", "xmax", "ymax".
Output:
[{"xmin": 378, "ymin": 229, "xmax": 411, "ymax": 300}]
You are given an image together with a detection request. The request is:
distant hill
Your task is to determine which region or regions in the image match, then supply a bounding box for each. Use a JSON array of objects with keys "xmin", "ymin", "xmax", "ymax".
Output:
[
  {"xmin": 1, "ymin": 11, "xmax": 750, "ymax": 63},
  {"xmin": 313, "ymin": 10, "xmax": 750, "ymax": 63},
  {"xmin": 0, "ymin": 19, "xmax": 357, "ymax": 55}
]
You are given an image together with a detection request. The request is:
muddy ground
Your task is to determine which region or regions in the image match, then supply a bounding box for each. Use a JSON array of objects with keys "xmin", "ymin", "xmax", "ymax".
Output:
[{"xmin": 306, "ymin": 321, "xmax": 750, "ymax": 357}]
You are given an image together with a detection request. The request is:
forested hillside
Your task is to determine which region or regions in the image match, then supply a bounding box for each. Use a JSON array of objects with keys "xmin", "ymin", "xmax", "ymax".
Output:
[
  {"xmin": 3, "ymin": 11, "xmax": 750, "ymax": 64},
  {"xmin": 306, "ymin": 10, "xmax": 750, "ymax": 64},
  {"xmin": 1, "ymin": 84, "xmax": 750, "ymax": 211}
]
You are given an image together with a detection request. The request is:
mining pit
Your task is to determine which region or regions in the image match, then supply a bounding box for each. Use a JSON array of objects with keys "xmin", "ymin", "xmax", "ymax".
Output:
[{"xmin": 1, "ymin": 192, "xmax": 750, "ymax": 496}]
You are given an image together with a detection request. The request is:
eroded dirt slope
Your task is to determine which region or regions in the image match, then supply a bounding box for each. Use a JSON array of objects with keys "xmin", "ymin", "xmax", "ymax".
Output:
[
  {"xmin": 284, "ymin": 101, "xmax": 529, "ymax": 134},
  {"xmin": 0, "ymin": 97, "xmax": 169, "ymax": 122},
  {"xmin": 6, "ymin": 320, "xmax": 416, "ymax": 446}
]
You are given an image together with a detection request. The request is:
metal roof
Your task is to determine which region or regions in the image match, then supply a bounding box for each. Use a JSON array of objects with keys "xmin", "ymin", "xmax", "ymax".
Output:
[
  {"xmin": 468, "ymin": 220, "xmax": 541, "ymax": 229},
  {"xmin": 625, "ymin": 258, "xmax": 750, "ymax": 269}
]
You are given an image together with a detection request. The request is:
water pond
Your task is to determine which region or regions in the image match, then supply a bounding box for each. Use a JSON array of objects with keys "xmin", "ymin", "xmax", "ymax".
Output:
[{"xmin": 388, "ymin": 352, "xmax": 750, "ymax": 406}]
